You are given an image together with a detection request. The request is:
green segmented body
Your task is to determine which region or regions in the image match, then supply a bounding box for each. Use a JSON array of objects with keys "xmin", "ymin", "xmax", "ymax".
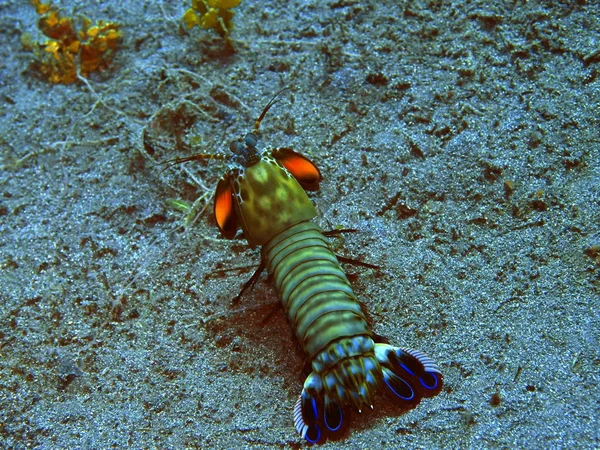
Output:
[
  {"xmin": 263, "ymin": 221, "xmax": 371, "ymax": 359},
  {"xmin": 202, "ymin": 93, "xmax": 443, "ymax": 443}
]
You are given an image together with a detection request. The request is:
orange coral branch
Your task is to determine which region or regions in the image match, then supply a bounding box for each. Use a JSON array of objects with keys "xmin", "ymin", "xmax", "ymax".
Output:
[{"xmin": 29, "ymin": 0, "xmax": 122, "ymax": 84}]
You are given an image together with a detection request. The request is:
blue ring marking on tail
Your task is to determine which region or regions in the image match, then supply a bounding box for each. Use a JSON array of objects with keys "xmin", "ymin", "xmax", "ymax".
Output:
[
  {"xmin": 396, "ymin": 350, "xmax": 425, "ymax": 376},
  {"xmin": 310, "ymin": 397, "xmax": 318, "ymax": 421},
  {"xmin": 324, "ymin": 401, "xmax": 343, "ymax": 431},
  {"xmin": 383, "ymin": 370, "xmax": 415, "ymax": 401},
  {"xmin": 306, "ymin": 424, "xmax": 321, "ymax": 443},
  {"xmin": 420, "ymin": 372, "xmax": 439, "ymax": 390},
  {"xmin": 400, "ymin": 363, "xmax": 415, "ymax": 376}
]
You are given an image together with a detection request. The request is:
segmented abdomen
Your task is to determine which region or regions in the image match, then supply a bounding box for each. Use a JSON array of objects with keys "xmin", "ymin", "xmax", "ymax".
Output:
[
  {"xmin": 262, "ymin": 221, "xmax": 370, "ymax": 358},
  {"xmin": 262, "ymin": 220, "xmax": 443, "ymax": 443}
]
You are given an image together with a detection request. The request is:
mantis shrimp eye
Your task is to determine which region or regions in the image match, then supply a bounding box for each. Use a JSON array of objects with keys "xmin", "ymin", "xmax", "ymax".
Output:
[
  {"xmin": 229, "ymin": 140, "xmax": 244, "ymax": 154},
  {"xmin": 244, "ymin": 132, "xmax": 258, "ymax": 147}
]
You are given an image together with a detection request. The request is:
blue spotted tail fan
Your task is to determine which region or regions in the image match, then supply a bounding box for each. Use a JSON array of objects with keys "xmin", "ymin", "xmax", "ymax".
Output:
[{"xmin": 293, "ymin": 343, "xmax": 443, "ymax": 444}]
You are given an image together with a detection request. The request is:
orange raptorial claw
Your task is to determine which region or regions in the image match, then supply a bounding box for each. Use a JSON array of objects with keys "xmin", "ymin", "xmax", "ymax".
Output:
[
  {"xmin": 272, "ymin": 147, "xmax": 322, "ymax": 191},
  {"xmin": 214, "ymin": 175, "xmax": 237, "ymax": 238}
]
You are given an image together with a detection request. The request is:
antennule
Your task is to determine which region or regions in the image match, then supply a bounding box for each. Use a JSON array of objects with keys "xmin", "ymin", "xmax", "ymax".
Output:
[{"xmin": 253, "ymin": 86, "xmax": 291, "ymax": 135}]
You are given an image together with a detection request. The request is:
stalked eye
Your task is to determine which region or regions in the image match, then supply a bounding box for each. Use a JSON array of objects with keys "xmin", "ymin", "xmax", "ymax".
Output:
[
  {"xmin": 324, "ymin": 398, "xmax": 343, "ymax": 431},
  {"xmin": 229, "ymin": 140, "xmax": 244, "ymax": 154},
  {"xmin": 420, "ymin": 372, "xmax": 440, "ymax": 390},
  {"xmin": 244, "ymin": 132, "xmax": 257, "ymax": 147},
  {"xmin": 382, "ymin": 367, "xmax": 415, "ymax": 401}
]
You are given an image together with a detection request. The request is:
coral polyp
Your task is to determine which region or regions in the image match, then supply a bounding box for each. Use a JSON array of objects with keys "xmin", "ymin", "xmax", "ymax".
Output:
[
  {"xmin": 183, "ymin": 0, "xmax": 242, "ymax": 38},
  {"xmin": 29, "ymin": 0, "xmax": 122, "ymax": 84}
]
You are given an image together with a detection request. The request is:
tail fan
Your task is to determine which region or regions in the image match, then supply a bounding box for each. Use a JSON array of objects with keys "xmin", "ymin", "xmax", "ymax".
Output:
[
  {"xmin": 294, "ymin": 343, "xmax": 442, "ymax": 444},
  {"xmin": 375, "ymin": 344, "xmax": 443, "ymax": 402}
]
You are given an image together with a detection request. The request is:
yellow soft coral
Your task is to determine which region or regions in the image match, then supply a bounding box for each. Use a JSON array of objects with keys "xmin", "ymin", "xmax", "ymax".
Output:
[
  {"xmin": 78, "ymin": 19, "xmax": 121, "ymax": 78},
  {"xmin": 29, "ymin": 0, "xmax": 122, "ymax": 84},
  {"xmin": 183, "ymin": 0, "xmax": 241, "ymax": 37}
]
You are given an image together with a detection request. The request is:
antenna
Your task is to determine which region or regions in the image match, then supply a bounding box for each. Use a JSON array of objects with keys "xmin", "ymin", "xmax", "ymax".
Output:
[{"xmin": 253, "ymin": 86, "xmax": 290, "ymax": 135}]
